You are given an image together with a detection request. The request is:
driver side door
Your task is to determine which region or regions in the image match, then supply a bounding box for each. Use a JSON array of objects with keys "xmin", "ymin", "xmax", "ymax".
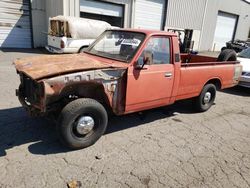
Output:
[{"xmin": 125, "ymin": 36, "xmax": 175, "ymax": 113}]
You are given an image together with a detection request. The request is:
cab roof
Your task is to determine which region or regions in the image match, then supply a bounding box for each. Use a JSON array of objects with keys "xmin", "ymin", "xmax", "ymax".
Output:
[{"xmin": 108, "ymin": 28, "xmax": 177, "ymax": 37}]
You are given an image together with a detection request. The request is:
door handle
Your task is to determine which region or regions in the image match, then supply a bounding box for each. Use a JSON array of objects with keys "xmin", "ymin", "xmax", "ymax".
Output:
[{"xmin": 165, "ymin": 72, "xmax": 172, "ymax": 77}]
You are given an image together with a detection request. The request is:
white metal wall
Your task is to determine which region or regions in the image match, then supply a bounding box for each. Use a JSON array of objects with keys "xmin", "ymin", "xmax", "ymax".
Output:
[
  {"xmin": 199, "ymin": 0, "xmax": 250, "ymax": 51},
  {"xmin": 166, "ymin": 0, "xmax": 206, "ymax": 30},
  {"xmin": 30, "ymin": 0, "xmax": 46, "ymax": 47},
  {"xmin": 165, "ymin": 0, "xmax": 207, "ymax": 51},
  {"xmin": 63, "ymin": 0, "xmax": 80, "ymax": 17},
  {"xmin": 133, "ymin": 0, "xmax": 165, "ymax": 30},
  {"xmin": 0, "ymin": 0, "xmax": 32, "ymax": 48},
  {"xmin": 166, "ymin": 0, "xmax": 250, "ymax": 51}
]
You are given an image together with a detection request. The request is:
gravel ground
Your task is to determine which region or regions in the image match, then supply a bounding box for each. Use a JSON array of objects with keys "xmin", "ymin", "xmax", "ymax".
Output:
[{"xmin": 0, "ymin": 49, "xmax": 250, "ymax": 188}]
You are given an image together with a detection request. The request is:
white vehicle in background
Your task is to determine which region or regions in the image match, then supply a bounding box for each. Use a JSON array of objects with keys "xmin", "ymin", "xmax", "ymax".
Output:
[
  {"xmin": 237, "ymin": 47, "xmax": 250, "ymax": 88},
  {"xmin": 45, "ymin": 16, "xmax": 115, "ymax": 54}
]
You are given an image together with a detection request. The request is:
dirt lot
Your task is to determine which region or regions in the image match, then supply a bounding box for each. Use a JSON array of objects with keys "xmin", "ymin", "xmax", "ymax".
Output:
[{"xmin": 0, "ymin": 49, "xmax": 250, "ymax": 188}]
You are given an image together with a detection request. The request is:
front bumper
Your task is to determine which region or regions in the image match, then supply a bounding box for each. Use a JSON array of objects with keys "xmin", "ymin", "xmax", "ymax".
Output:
[
  {"xmin": 16, "ymin": 88, "xmax": 44, "ymax": 116},
  {"xmin": 238, "ymin": 75, "xmax": 250, "ymax": 88},
  {"xmin": 16, "ymin": 72, "xmax": 45, "ymax": 116}
]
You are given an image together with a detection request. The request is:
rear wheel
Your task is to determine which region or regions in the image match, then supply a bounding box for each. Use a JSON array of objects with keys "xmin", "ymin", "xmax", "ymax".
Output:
[
  {"xmin": 194, "ymin": 84, "xmax": 216, "ymax": 112},
  {"xmin": 58, "ymin": 98, "xmax": 108, "ymax": 149}
]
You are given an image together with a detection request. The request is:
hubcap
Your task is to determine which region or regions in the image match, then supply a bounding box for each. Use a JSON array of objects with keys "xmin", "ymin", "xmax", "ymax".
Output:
[
  {"xmin": 203, "ymin": 92, "xmax": 212, "ymax": 104},
  {"xmin": 76, "ymin": 116, "xmax": 95, "ymax": 135}
]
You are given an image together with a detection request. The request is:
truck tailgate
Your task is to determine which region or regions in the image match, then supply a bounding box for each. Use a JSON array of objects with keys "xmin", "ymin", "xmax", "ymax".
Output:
[{"xmin": 48, "ymin": 35, "xmax": 62, "ymax": 49}]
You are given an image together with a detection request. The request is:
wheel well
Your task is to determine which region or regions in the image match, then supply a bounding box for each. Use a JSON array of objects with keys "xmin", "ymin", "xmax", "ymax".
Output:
[
  {"xmin": 78, "ymin": 46, "xmax": 89, "ymax": 53},
  {"xmin": 50, "ymin": 83, "xmax": 112, "ymax": 114},
  {"xmin": 205, "ymin": 79, "xmax": 222, "ymax": 90}
]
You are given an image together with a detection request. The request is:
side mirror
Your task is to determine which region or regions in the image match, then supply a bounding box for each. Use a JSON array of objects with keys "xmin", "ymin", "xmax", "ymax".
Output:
[{"xmin": 135, "ymin": 51, "xmax": 153, "ymax": 69}]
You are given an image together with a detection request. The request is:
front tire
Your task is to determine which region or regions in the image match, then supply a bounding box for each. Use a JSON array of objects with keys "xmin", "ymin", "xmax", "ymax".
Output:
[
  {"xmin": 194, "ymin": 84, "xmax": 216, "ymax": 112},
  {"xmin": 58, "ymin": 98, "xmax": 108, "ymax": 149}
]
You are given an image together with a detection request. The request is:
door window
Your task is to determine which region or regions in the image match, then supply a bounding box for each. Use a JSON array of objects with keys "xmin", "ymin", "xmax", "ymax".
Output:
[{"xmin": 138, "ymin": 37, "xmax": 171, "ymax": 65}]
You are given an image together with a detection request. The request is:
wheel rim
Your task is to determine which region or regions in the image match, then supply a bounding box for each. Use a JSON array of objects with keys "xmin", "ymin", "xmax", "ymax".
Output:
[
  {"xmin": 75, "ymin": 116, "xmax": 95, "ymax": 135},
  {"xmin": 203, "ymin": 92, "xmax": 212, "ymax": 104}
]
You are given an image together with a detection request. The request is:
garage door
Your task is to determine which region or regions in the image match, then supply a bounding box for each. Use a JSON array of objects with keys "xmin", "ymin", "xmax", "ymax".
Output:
[
  {"xmin": 134, "ymin": 0, "xmax": 165, "ymax": 30},
  {"xmin": 0, "ymin": 0, "xmax": 32, "ymax": 48},
  {"xmin": 213, "ymin": 11, "xmax": 238, "ymax": 51},
  {"xmin": 80, "ymin": 0, "xmax": 124, "ymax": 27}
]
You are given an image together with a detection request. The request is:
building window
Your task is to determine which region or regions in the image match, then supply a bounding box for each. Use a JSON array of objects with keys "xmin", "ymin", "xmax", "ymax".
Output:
[
  {"xmin": 80, "ymin": 12, "xmax": 123, "ymax": 27},
  {"xmin": 80, "ymin": 0, "xmax": 124, "ymax": 27}
]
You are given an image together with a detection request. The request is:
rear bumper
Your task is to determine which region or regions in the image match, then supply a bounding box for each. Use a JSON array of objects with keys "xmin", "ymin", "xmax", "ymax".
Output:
[
  {"xmin": 45, "ymin": 45, "xmax": 64, "ymax": 54},
  {"xmin": 238, "ymin": 75, "xmax": 250, "ymax": 88}
]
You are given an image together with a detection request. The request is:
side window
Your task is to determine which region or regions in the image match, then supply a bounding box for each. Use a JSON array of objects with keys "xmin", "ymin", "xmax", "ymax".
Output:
[{"xmin": 138, "ymin": 37, "xmax": 171, "ymax": 65}]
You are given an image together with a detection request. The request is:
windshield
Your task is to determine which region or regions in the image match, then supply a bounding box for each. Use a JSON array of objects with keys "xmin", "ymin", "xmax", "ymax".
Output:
[
  {"xmin": 238, "ymin": 47, "xmax": 250, "ymax": 59},
  {"xmin": 87, "ymin": 30, "xmax": 145, "ymax": 62}
]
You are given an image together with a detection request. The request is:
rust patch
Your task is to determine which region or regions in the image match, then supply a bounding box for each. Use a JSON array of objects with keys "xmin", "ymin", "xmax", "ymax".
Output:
[
  {"xmin": 41, "ymin": 68, "xmax": 127, "ymax": 115},
  {"xmin": 14, "ymin": 53, "xmax": 127, "ymax": 80}
]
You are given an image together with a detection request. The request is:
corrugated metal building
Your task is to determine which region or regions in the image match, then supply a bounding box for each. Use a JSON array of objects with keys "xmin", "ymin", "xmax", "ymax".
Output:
[
  {"xmin": 165, "ymin": 0, "xmax": 250, "ymax": 51},
  {"xmin": 1, "ymin": 0, "xmax": 250, "ymax": 51},
  {"xmin": 200, "ymin": 0, "xmax": 250, "ymax": 51},
  {"xmin": 0, "ymin": 0, "xmax": 33, "ymax": 48}
]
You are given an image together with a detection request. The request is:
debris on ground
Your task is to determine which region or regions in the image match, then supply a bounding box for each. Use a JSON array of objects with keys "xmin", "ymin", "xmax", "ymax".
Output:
[
  {"xmin": 67, "ymin": 180, "xmax": 82, "ymax": 188},
  {"xmin": 95, "ymin": 154, "xmax": 102, "ymax": 160}
]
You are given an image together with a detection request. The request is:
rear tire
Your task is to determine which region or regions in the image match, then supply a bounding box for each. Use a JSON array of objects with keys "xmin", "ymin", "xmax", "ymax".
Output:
[
  {"xmin": 58, "ymin": 98, "xmax": 108, "ymax": 149},
  {"xmin": 217, "ymin": 49, "xmax": 237, "ymax": 61},
  {"xmin": 79, "ymin": 46, "xmax": 88, "ymax": 53},
  {"xmin": 194, "ymin": 84, "xmax": 216, "ymax": 112}
]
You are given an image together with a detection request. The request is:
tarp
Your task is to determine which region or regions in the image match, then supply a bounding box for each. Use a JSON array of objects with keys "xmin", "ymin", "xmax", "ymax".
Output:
[{"xmin": 49, "ymin": 15, "xmax": 116, "ymax": 39}]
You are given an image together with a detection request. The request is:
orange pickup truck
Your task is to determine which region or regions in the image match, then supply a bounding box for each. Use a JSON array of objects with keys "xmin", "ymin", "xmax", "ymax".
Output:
[{"xmin": 15, "ymin": 29, "xmax": 242, "ymax": 149}]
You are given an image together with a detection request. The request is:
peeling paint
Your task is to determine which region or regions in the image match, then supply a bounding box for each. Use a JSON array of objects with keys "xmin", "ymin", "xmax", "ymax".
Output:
[{"xmin": 17, "ymin": 68, "xmax": 127, "ymax": 116}]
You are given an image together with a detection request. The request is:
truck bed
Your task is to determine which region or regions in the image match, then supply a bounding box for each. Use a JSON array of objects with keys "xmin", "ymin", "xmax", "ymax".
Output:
[
  {"xmin": 181, "ymin": 53, "xmax": 240, "ymax": 65},
  {"xmin": 176, "ymin": 54, "xmax": 240, "ymax": 101},
  {"xmin": 181, "ymin": 54, "xmax": 217, "ymax": 64}
]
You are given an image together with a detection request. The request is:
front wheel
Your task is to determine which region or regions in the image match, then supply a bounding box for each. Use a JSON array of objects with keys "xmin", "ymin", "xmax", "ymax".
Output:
[
  {"xmin": 194, "ymin": 84, "xmax": 216, "ymax": 112},
  {"xmin": 58, "ymin": 98, "xmax": 108, "ymax": 149}
]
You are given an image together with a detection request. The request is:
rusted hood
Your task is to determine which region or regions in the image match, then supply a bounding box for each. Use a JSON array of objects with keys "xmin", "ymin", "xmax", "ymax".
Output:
[{"xmin": 14, "ymin": 53, "xmax": 126, "ymax": 80}]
